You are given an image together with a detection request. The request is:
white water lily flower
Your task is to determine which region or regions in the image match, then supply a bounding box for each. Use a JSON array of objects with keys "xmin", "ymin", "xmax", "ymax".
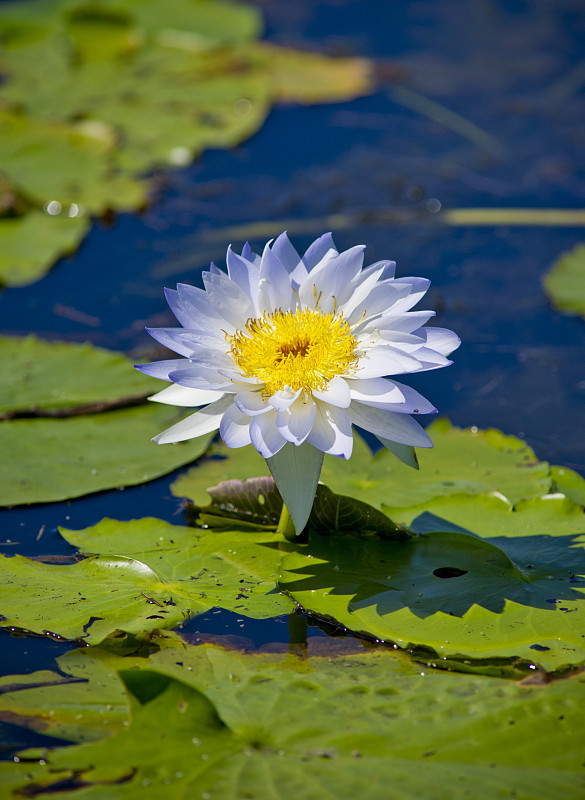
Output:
[{"xmin": 137, "ymin": 232, "xmax": 459, "ymax": 532}]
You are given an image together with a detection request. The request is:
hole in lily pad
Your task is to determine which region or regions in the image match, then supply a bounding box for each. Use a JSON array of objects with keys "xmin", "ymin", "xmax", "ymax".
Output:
[{"xmin": 433, "ymin": 567, "xmax": 469, "ymax": 579}]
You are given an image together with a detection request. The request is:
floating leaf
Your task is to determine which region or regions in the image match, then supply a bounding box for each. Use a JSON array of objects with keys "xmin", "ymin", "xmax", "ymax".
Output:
[
  {"xmin": 0, "ymin": 0, "xmax": 372, "ymax": 283},
  {"xmin": 173, "ymin": 419, "xmax": 553, "ymax": 510},
  {"xmin": 0, "ymin": 211, "xmax": 89, "ymax": 288},
  {"xmin": 0, "ymin": 335, "xmax": 161, "ymax": 416},
  {"xmin": 280, "ymin": 493, "xmax": 585, "ymax": 673},
  {"xmin": 0, "ymin": 517, "xmax": 292, "ymax": 641},
  {"xmin": 544, "ymin": 243, "xmax": 585, "ymax": 320},
  {"xmin": 0, "ymin": 405, "xmax": 214, "ymax": 506},
  {"xmin": 2, "ymin": 641, "xmax": 585, "ymax": 798}
]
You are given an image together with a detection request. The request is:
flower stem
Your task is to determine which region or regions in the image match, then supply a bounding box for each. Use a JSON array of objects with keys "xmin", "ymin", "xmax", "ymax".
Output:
[{"xmin": 277, "ymin": 503, "xmax": 298, "ymax": 541}]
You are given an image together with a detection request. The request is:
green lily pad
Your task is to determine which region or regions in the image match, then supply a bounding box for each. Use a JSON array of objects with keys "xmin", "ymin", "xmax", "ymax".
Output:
[
  {"xmin": 0, "ymin": 211, "xmax": 89, "ymax": 288},
  {"xmin": 0, "ymin": 0, "xmax": 372, "ymax": 284},
  {"xmin": 279, "ymin": 493, "xmax": 585, "ymax": 673},
  {"xmin": 0, "ymin": 517, "xmax": 292, "ymax": 641},
  {"xmin": 0, "ymin": 405, "xmax": 214, "ymax": 506},
  {"xmin": 0, "ymin": 335, "xmax": 161, "ymax": 416},
  {"xmin": 544, "ymin": 242, "xmax": 585, "ymax": 319},
  {"xmin": 2, "ymin": 641, "xmax": 584, "ymax": 798},
  {"xmin": 172, "ymin": 419, "xmax": 554, "ymax": 510}
]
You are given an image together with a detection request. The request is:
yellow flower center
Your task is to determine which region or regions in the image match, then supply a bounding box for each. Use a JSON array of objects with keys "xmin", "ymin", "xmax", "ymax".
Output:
[{"xmin": 227, "ymin": 307, "xmax": 359, "ymax": 395}]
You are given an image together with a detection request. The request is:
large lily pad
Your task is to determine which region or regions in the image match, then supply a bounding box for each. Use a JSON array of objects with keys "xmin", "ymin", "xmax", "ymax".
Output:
[
  {"xmin": 279, "ymin": 493, "xmax": 585, "ymax": 673},
  {"xmin": 0, "ymin": 405, "xmax": 214, "ymax": 506},
  {"xmin": 172, "ymin": 419, "xmax": 560, "ymax": 509},
  {"xmin": 544, "ymin": 242, "xmax": 585, "ymax": 320},
  {"xmin": 0, "ymin": 211, "xmax": 89, "ymax": 288},
  {"xmin": 0, "ymin": 335, "xmax": 161, "ymax": 416},
  {"xmin": 1, "ymin": 640, "xmax": 584, "ymax": 798},
  {"xmin": 0, "ymin": 517, "xmax": 292, "ymax": 641}
]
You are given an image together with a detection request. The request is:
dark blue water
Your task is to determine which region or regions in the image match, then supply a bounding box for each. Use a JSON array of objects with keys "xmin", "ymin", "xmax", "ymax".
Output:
[{"xmin": 2, "ymin": 0, "xmax": 585, "ymax": 743}]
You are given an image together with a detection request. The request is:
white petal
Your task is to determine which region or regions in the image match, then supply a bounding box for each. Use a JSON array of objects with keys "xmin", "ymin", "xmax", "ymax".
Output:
[
  {"xmin": 356, "ymin": 310, "xmax": 436, "ymax": 335},
  {"xmin": 276, "ymin": 395, "xmax": 317, "ymax": 445},
  {"xmin": 249, "ymin": 410, "xmax": 287, "ymax": 458},
  {"xmin": 346, "ymin": 281, "xmax": 412, "ymax": 325},
  {"xmin": 354, "ymin": 346, "xmax": 423, "ymax": 378},
  {"xmin": 302, "ymin": 232, "xmax": 337, "ymax": 270},
  {"xmin": 347, "ymin": 377, "xmax": 405, "ymax": 406},
  {"xmin": 271, "ymin": 232, "xmax": 301, "ymax": 274},
  {"xmin": 257, "ymin": 241, "xmax": 295, "ymax": 313},
  {"xmin": 389, "ymin": 277, "xmax": 431, "ymax": 312},
  {"xmin": 352, "ymin": 380, "xmax": 435, "ymax": 413},
  {"xmin": 174, "ymin": 284, "xmax": 226, "ymax": 330},
  {"xmin": 219, "ymin": 403, "xmax": 253, "ymax": 448},
  {"xmin": 299, "ymin": 246, "xmax": 364, "ymax": 312},
  {"xmin": 153, "ymin": 395, "xmax": 232, "ymax": 444},
  {"xmin": 203, "ymin": 270, "xmax": 255, "ymax": 327},
  {"xmin": 424, "ymin": 327, "xmax": 461, "ymax": 356},
  {"xmin": 347, "ymin": 401, "xmax": 432, "ymax": 447},
  {"xmin": 307, "ymin": 402, "xmax": 353, "ymax": 458},
  {"xmin": 146, "ymin": 328, "xmax": 225, "ymax": 358},
  {"xmin": 376, "ymin": 437, "xmax": 419, "ymax": 469},
  {"xmin": 268, "ymin": 387, "xmax": 301, "ymax": 411},
  {"xmin": 148, "ymin": 384, "xmax": 225, "ymax": 406},
  {"xmin": 226, "ymin": 246, "xmax": 260, "ymax": 300},
  {"xmin": 234, "ymin": 390, "xmax": 271, "ymax": 416},
  {"xmin": 312, "ymin": 376, "xmax": 351, "ymax": 408},
  {"xmin": 266, "ymin": 441, "xmax": 324, "ymax": 532}
]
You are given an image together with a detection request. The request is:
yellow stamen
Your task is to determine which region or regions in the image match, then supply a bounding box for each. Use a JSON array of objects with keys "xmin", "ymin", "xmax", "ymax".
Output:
[{"xmin": 227, "ymin": 307, "xmax": 359, "ymax": 395}]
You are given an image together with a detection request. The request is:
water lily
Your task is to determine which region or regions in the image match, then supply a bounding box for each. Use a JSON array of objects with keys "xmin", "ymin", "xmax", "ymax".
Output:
[{"xmin": 137, "ymin": 232, "xmax": 459, "ymax": 535}]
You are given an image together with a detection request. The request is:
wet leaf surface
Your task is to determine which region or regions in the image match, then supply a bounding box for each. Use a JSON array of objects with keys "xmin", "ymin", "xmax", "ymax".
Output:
[
  {"xmin": 1, "ymin": 639, "xmax": 584, "ymax": 798},
  {"xmin": 0, "ymin": 517, "xmax": 292, "ymax": 642},
  {"xmin": 280, "ymin": 493, "xmax": 585, "ymax": 672}
]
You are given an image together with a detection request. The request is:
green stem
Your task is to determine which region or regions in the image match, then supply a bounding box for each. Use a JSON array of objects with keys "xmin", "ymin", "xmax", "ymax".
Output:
[{"xmin": 277, "ymin": 503, "xmax": 297, "ymax": 541}]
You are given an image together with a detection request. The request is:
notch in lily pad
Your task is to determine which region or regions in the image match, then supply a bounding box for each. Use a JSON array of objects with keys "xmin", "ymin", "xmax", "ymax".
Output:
[{"xmin": 188, "ymin": 475, "xmax": 414, "ymax": 541}]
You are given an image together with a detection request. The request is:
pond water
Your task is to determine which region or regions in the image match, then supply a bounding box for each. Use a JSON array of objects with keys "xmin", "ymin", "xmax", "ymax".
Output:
[{"xmin": 2, "ymin": 0, "xmax": 585, "ymax": 761}]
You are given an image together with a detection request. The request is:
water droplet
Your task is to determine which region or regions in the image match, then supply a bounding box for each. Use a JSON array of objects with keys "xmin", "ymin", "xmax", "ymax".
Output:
[{"xmin": 45, "ymin": 200, "xmax": 62, "ymax": 215}]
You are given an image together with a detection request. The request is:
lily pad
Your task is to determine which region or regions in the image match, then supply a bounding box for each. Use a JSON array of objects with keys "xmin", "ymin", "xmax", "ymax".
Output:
[
  {"xmin": 0, "ymin": 405, "xmax": 214, "ymax": 506},
  {"xmin": 0, "ymin": 517, "xmax": 292, "ymax": 641},
  {"xmin": 1, "ymin": 641, "xmax": 584, "ymax": 798},
  {"xmin": 0, "ymin": 211, "xmax": 89, "ymax": 288},
  {"xmin": 544, "ymin": 242, "xmax": 585, "ymax": 320},
  {"xmin": 172, "ymin": 419, "xmax": 554, "ymax": 509},
  {"xmin": 279, "ymin": 493, "xmax": 585, "ymax": 673},
  {"xmin": 0, "ymin": 335, "xmax": 160, "ymax": 416},
  {"xmin": 0, "ymin": 0, "xmax": 373, "ymax": 283}
]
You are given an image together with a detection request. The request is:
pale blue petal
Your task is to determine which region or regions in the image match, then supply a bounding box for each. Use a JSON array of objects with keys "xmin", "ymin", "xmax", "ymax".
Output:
[
  {"xmin": 234, "ymin": 390, "xmax": 271, "ymax": 416},
  {"xmin": 424, "ymin": 327, "xmax": 461, "ymax": 356},
  {"xmin": 276, "ymin": 395, "xmax": 316, "ymax": 445},
  {"xmin": 203, "ymin": 270, "xmax": 255, "ymax": 327},
  {"xmin": 306, "ymin": 403, "xmax": 353, "ymax": 458},
  {"xmin": 249, "ymin": 410, "xmax": 287, "ymax": 458},
  {"xmin": 136, "ymin": 359, "xmax": 188, "ymax": 380},
  {"xmin": 347, "ymin": 401, "xmax": 433, "ymax": 447},
  {"xmin": 219, "ymin": 403, "xmax": 253, "ymax": 448}
]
